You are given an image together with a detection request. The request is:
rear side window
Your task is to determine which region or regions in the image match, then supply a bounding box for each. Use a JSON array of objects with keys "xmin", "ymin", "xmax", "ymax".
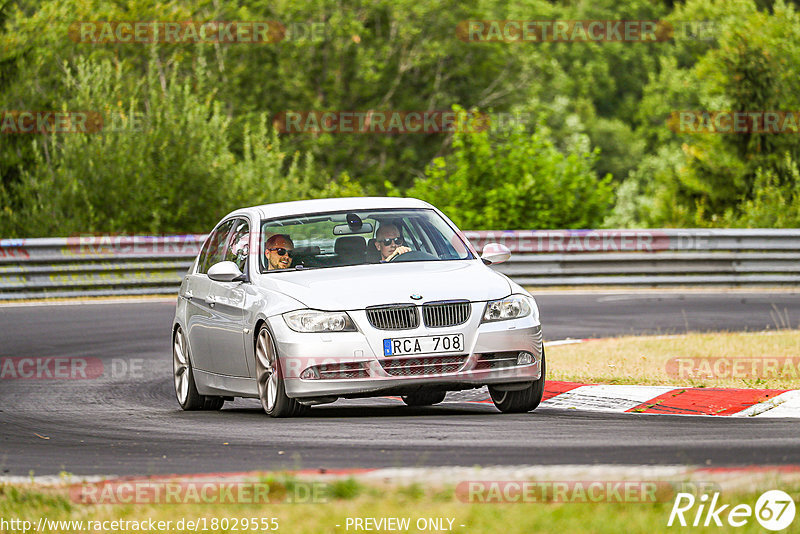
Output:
[{"xmin": 197, "ymin": 219, "xmax": 235, "ymax": 274}]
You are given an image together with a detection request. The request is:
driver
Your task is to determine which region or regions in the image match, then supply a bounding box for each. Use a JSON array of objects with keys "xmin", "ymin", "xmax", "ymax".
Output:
[
  {"xmin": 374, "ymin": 223, "xmax": 411, "ymax": 262},
  {"xmin": 265, "ymin": 234, "xmax": 294, "ymax": 270}
]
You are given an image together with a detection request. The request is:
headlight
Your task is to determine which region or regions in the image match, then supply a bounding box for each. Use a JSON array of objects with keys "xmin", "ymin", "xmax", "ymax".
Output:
[
  {"xmin": 482, "ymin": 295, "xmax": 533, "ymax": 322},
  {"xmin": 283, "ymin": 310, "xmax": 357, "ymax": 332}
]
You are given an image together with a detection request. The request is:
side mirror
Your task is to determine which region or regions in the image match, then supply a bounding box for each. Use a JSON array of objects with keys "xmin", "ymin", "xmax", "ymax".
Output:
[
  {"xmin": 208, "ymin": 261, "xmax": 247, "ymax": 282},
  {"xmin": 481, "ymin": 243, "xmax": 511, "ymax": 265}
]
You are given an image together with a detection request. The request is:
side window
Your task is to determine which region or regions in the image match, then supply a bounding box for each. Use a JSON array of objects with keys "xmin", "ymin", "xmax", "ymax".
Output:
[
  {"xmin": 225, "ymin": 219, "xmax": 250, "ymax": 271},
  {"xmin": 196, "ymin": 238, "xmax": 213, "ymax": 273},
  {"xmin": 198, "ymin": 219, "xmax": 235, "ymax": 274}
]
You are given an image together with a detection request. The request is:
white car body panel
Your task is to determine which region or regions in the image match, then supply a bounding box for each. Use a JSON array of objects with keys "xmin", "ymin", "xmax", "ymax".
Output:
[{"xmin": 256, "ymin": 260, "xmax": 511, "ymax": 311}]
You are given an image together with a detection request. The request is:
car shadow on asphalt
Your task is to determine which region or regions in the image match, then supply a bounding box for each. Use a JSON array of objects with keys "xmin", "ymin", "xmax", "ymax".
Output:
[{"xmin": 220, "ymin": 401, "xmax": 500, "ymax": 418}]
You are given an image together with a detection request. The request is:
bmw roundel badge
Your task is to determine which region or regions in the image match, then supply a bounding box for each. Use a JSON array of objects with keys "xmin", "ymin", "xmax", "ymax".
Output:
[{"xmin": 410, "ymin": 294, "xmax": 423, "ymax": 300}]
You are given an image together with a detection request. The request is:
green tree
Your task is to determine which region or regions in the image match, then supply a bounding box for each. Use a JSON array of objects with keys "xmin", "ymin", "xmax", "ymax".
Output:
[
  {"xmin": 615, "ymin": 0, "xmax": 800, "ymax": 226},
  {"xmin": 405, "ymin": 108, "xmax": 614, "ymax": 230},
  {"xmin": 724, "ymin": 153, "xmax": 800, "ymax": 227},
  {"xmin": 0, "ymin": 55, "xmax": 344, "ymax": 236}
]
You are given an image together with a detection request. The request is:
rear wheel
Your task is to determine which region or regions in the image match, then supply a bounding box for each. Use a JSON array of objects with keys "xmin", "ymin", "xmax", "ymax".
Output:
[
  {"xmin": 173, "ymin": 326, "xmax": 224, "ymax": 411},
  {"xmin": 255, "ymin": 325, "xmax": 308, "ymax": 418},
  {"xmin": 489, "ymin": 350, "xmax": 546, "ymax": 413},
  {"xmin": 401, "ymin": 391, "xmax": 446, "ymax": 406}
]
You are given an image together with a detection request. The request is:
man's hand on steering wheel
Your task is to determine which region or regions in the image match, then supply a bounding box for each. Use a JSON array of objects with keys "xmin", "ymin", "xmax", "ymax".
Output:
[{"xmin": 385, "ymin": 246, "xmax": 411, "ymax": 262}]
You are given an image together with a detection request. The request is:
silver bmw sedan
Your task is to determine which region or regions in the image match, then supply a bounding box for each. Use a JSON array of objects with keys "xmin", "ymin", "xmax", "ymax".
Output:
[{"xmin": 172, "ymin": 197, "xmax": 544, "ymax": 417}]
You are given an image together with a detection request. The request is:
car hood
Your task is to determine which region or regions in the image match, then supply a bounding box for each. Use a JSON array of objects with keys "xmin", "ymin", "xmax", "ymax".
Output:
[{"xmin": 260, "ymin": 260, "xmax": 512, "ymax": 310}]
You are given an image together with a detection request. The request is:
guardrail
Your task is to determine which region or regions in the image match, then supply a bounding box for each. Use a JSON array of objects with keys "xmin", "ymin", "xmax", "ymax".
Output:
[
  {"xmin": 0, "ymin": 235, "xmax": 204, "ymax": 300},
  {"xmin": 464, "ymin": 229, "xmax": 800, "ymax": 286},
  {"xmin": 1, "ymin": 229, "xmax": 799, "ymax": 299}
]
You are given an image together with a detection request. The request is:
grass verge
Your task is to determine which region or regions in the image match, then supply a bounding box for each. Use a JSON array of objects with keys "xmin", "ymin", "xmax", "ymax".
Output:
[
  {"xmin": 547, "ymin": 329, "xmax": 800, "ymax": 389},
  {"xmin": 2, "ymin": 479, "xmax": 798, "ymax": 534}
]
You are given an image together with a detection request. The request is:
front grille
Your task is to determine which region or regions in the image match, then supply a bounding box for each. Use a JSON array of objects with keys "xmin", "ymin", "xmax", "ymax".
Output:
[
  {"xmin": 422, "ymin": 301, "xmax": 471, "ymax": 328},
  {"xmin": 366, "ymin": 305, "xmax": 419, "ymax": 330},
  {"xmin": 316, "ymin": 362, "xmax": 369, "ymax": 380},
  {"xmin": 380, "ymin": 355, "xmax": 468, "ymax": 377},
  {"xmin": 474, "ymin": 352, "xmax": 520, "ymax": 370}
]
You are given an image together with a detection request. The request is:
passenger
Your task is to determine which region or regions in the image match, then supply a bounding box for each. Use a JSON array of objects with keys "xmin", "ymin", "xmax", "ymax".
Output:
[
  {"xmin": 374, "ymin": 223, "xmax": 411, "ymax": 262},
  {"xmin": 265, "ymin": 234, "xmax": 294, "ymax": 270}
]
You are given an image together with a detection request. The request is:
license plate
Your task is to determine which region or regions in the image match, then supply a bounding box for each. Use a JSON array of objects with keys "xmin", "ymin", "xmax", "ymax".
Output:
[{"xmin": 383, "ymin": 334, "xmax": 464, "ymax": 356}]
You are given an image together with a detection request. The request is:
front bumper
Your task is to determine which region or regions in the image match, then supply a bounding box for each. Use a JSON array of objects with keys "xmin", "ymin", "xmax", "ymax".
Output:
[{"xmin": 267, "ymin": 306, "xmax": 543, "ymax": 399}]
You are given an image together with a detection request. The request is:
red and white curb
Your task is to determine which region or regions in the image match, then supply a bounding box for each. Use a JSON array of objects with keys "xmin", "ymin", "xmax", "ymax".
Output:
[
  {"xmin": 458, "ymin": 381, "xmax": 800, "ymax": 417},
  {"xmin": 529, "ymin": 338, "xmax": 800, "ymax": 418},
  {"xmin": 533, "ymin": 382, "xmax": 800, "ymax": 417}
]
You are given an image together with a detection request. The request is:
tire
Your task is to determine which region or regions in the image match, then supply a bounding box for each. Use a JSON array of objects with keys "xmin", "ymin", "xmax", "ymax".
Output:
[
  {"xmin": 401, "ymin": 391, "xmax": 447, "ymax": 406},
  {"xmin": 173, "ymin": 326, "xmax": 225, "ymax": 411},
  {"xmin": 255, "ymin": 325, "xmax": 308, "ymax": 418},
  {"xmin": 488, "ymin": 349, "xmax": 546, "ymax": 414}
]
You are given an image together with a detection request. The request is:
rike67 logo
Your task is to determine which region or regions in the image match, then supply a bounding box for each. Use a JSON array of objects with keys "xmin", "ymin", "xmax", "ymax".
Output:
[{"xmin": 668, "ymin": 490, "xmax": 796, "ymax": 531}]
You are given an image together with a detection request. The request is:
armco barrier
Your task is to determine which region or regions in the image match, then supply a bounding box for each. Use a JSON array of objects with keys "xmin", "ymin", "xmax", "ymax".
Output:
[
  {"xmin": 0, "ymin": 229, "xmax": 798, "ymax": 299},
  {"xmin": 0, "ymin": 235, "xmax": 205, "ymax": 300},
  {"xmin": 463, "ymin": 229, "xmax": 800, "ymax": 286}
]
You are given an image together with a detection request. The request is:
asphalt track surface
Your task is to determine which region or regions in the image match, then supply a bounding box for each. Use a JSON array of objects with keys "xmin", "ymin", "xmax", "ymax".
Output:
[{"xmin": 1, "ymin": 291, "xmax": 799, "ymax": 476}]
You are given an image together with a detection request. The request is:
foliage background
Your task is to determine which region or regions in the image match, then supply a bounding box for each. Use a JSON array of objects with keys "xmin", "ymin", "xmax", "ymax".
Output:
[{"xmin": 0, "ymin": 0, "xmax": 798, "ymax": 236}]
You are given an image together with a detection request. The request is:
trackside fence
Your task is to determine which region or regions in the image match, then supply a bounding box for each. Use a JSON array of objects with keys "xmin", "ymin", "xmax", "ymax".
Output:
[
  {"xmin": 0, "ymin": 235, "xmax": 205, "ymax": 300},
  {"xmin": 464, "ymin": 229, "xmax": 800, "ymax": 287},
  {"xmin": 0, "ymin": 229, "xmax": 798, "ymax": 300}
]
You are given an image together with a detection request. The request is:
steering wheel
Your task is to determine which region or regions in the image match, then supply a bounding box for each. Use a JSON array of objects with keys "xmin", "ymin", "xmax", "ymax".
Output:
[{"xmin": 389, "ymin": 250, "xmax": 438, "ymax": 262}]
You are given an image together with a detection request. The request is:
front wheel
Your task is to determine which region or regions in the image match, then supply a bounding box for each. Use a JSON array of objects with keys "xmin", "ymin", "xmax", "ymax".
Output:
[
  {"xmin": 255, "ymin": 325, "xmax": 308, "ymax": 418},
  {"xmin": 401, "ymin": 391, "xmax": 446, "ymax": 406},
  {"xmin": 488, "ymin": 350, "xmax": 546, "ymax": 414},
  {"xmin": 172, "ymin": 326, "xmax": 224, "ymax": 411}
]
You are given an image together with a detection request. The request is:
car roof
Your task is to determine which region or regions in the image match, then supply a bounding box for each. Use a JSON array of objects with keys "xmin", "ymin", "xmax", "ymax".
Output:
[{"xmin": 225, "ymin": 197, "xmax": 435, "ymax": 221}]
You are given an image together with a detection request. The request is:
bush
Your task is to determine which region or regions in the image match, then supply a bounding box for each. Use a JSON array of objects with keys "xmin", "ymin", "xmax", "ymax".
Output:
[
  {"xmin": 724, "ymin": 153, "xmax": 800, "ymax": 228},
  {"xmin": 0, "ymin": 54, "xmax": 357, "ymax": 237},
  {"xmin": 405, "ymin": 108, "xmax": 614, "ymax": 230}
]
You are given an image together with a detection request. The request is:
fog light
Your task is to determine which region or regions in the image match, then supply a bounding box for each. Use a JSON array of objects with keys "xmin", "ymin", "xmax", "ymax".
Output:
[
  {"xmin": 300, "ymin": 367, "xmax": 320, "ymax": 380},
  {"xmin": 517, "ymin": 352, "xmax": 533, "ymax": 365}
]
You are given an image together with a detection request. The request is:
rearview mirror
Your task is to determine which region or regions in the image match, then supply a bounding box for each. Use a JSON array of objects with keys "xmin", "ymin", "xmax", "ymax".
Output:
[
  {"xmin": 333, "ymin": 222, "xmax": 374, "ymax": 235},
  {"xmin": 481, "ymin": 243, "xmax": 511, "ymax": 265},
  {"xmin": 208, "ymin": 261, "xmax": 247, "ymax": 282}
]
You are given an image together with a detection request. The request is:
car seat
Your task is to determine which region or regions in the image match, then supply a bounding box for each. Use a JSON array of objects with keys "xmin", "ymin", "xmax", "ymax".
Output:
[
  {"xmin": 289, "ymin": 245, "xmax": 321, "ymax": 268},
  {"xmin": 366, "ymin": 238, "xmax": 382, "ymax": 263},
  {"xmin": 334, "ymin": 236, "xmax": 366, "ymax": 265}
]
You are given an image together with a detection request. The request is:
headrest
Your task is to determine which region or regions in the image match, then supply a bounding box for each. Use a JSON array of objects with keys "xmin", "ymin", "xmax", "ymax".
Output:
[
  {"xmin": 334, "ymin": 235, "xmax": 366, "ymax": 255},
  {"xmin": 366, "ymin": 239, "xmax": 381, "ymax": 263},
  {"xmin": 291, "ymin": 245, "xmax": 320, "ymax": 256}
]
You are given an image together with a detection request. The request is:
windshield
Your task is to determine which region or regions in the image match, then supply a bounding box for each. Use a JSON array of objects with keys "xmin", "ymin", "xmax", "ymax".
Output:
[{"xmin": 259, "ymin": 208, "xmax": 474, "ymax": 272}]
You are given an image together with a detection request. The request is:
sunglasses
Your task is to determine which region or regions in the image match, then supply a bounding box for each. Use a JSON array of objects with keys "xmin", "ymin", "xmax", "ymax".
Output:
[
  {"xmin": 267, "ymin": 247, "xmax": 294, "ymax": 257},
  {"xmin": 379, "ymin": 237, "xmax": 404, "ymax": 246}
]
